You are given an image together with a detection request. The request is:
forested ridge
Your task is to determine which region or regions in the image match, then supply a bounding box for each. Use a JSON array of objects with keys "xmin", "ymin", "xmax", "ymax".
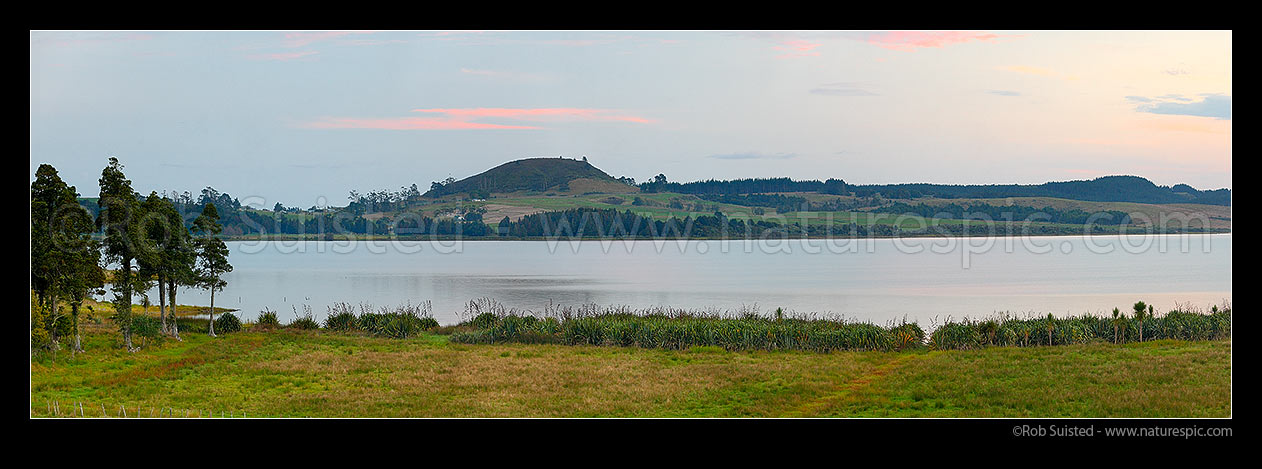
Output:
[{"xmin": 642, "ymin": 175, "xmax": 1229, "ymax": 206}]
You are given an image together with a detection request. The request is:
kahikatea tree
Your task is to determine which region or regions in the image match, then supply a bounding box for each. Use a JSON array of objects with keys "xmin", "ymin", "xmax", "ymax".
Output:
[
  {"xmin": 63, "ymin": 239, "xmax": 105, "ymax": 354},
  {"xmin": 97, "ymin": 157, "xmax": 145, "ymax": 351},
  {"xmin": 193, "ymin": 203, "xmax": 232, "ymax": 337},
  {"xmin": 31, "ymin": 164, "xmax": 73, "ymax": 350},
  {"xmin": 163, "ymin": 198, "xmax": 196, "ymax": 340},
  {"xmin": 56, "ymin": 192, "xmax": 104, "ymax": 354},
  {"xmin": 31, "ymin": 164, "xmax": 101, "ymax": 356},
  {"xmin": 136, "ymin": 192, "xmax": 196, "ymax": 338}
]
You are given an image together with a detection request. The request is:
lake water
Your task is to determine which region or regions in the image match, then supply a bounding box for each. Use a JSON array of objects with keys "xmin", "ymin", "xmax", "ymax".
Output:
[{"xmin": 146, "ymin": 234, "xmax": 1232, "ymax": 326}]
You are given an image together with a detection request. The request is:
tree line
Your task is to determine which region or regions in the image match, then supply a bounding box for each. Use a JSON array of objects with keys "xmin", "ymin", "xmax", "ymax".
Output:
[
  {"xmin": 634, "ymin": 174, "xmax": 1228, "ymax": 206},
  {"xmin": 872, "ymin": 202, "xmax": 1134, "ymax": 225},
  {"xmin": 31, "ymin": 158, "xmax": 233, "ymax": 357},
  {"xmin": 850, "ymin": 176, "xmax": 1229, "ymax": 206},
  {"xmin": 639, "ymin": 175, "xmax": 849, "ymax": 195}
]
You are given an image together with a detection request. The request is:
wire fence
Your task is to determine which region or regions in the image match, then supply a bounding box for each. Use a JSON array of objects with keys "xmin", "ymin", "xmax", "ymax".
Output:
[{"xmin": 31, "ymin": 400, "xmax": 254, "ymax": 418}]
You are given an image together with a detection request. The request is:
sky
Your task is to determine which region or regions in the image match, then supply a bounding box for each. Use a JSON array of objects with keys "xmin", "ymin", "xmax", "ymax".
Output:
[{"xmin": 30, "ymin": 30, "xmax": 1232, "ymax": 208}]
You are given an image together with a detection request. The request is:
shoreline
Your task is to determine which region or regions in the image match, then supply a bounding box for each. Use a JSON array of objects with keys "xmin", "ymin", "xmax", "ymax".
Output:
[{"xmin": 219, "ymin": 230, "xmax": 1232, "ymax": 242}]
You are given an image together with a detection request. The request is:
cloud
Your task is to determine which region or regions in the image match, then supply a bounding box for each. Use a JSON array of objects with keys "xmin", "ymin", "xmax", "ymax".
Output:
[
  {"xmin": 32, "ymin": 32, "xmax": 153, "ymax": 49},
  {"xmin": 345, "ymin": 39, "xmax": 407, "ymax": 46},
  {"xmin": 419, "ymin": 32, "xmax": 631, "ymax": 48},
  {"xmin": 300, "ymin": 108, "xmax": 654, "ymax": 130},
  {"xmin": 810, "ymin": 82, "xmax": 878, "ymax": 96},
  {"xmin": 416, "ymin": 31, "xmax": 488, "ymax": 41},
  {"xmin": 1132, "ymin": 93, "xmax": 1231, "ymax": 120},
  {"xmin": 412, "ymin": 108, "xmax": 654, "ymax": 124},
  {"xmin": 1125, "ymin": 96, "xmax": 1154, "ymax": 103},
  {"xmin": 857, "ymin": 31, "xmax": 1017, "ymax": 52},
  {"xmin": 707, "ymin": 152, "xmax": 798, "ymax": 160},
  {"xmin": 985, "ymin": 90, "xmax": 1023, "ymax": 97},
  {"xmin": 773, "ymin": 39, "xmax": 822, "ymax": 58},
  {"xmin": 1164, "ymin": 63, "xmax": 1190, "ymax": 76},
  {"xmin": 247, "ymin": 50, "xmax": 319, "ymax": 61},
  {"xmin": 281, "ymin": 31, "xmax": 375, "ymax": 48},
  {"xmin": 300, "ymin": 117, "xmax": 539, "ymax": 130},
  {"xmin": 240, "ymin": 31, "xmax": 393, "ymax": 61}
]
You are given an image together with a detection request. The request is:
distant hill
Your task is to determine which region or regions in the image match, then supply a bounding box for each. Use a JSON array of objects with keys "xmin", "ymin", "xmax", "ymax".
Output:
[
  {"xmin": 424, "ymin": 157, "xmax": 637, "ymax": 197},
  {"xmin": 648, "ymin": 175, "xmax": 1229, "ymax": 206},
  {"xmin": 849, "ymin": 176, "xmax": 1230, "ymax": 206}
]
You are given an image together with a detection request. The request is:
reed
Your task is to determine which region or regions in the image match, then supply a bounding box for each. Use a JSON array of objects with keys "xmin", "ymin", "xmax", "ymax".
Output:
[
  {"xmin": 450, "ymin": 303, "xmax": 923, "ymax": 353},
  {"xmin": 287, "ymin": 305, "xmax": 320, "ymax": 330},
  {"xmin": 928, "ymin": 302, "xmax": 1231, "ymax": 350},
  {"xmin": 448, "ymin": 300, "xmax": 1229, "ymax": 353},
  {"xmin": 309, "ymin": 301, "xmax": 440, "ymax": 338}
]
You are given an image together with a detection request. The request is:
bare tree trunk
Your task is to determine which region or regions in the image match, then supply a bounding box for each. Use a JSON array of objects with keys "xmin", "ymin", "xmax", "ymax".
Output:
[
  {"xmin": 168, "ymin": 279, "xmax": 181, "ymax": 341},
  {"xmin": 158, "ymin": 277, "xmax": 168, "ymax": 335},
  {"xmin": 50, "ymin": 291, "xmax": 59, "ymax": 350},
  {"xmin": 121, "ymin": 262, "xmax": 134, "ymax": 352},
  {"xmin": 208, "ymin": 289, "xmax": 217, "ymax": 338},
  {"xmin": 71, "ymin": 303, "xmax": 82, "ymax": 354}
]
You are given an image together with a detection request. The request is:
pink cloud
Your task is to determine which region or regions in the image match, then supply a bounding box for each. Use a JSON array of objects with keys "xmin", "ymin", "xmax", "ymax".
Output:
[
  {"xmin": 281, "ymin": 31, "xmax": 375, "ymax": 48},
  {"xmin": 418, "ymin": 31, "xmax": 487, "ymax": 38},
  {"xmin": 861, "ymin": 31, "xmax": 1015, "ymax": 52},
  {"xmin": 345, "ymin": 39, "xmax": 407, "ymax": 46},
  {"xmin": 301, "ymin": 108, "xmax": 654, "ymax": 131},
  {"xmin": 411, "ymin": 108, "xmax": 654, "ymax": 124},
  {"xmin": 417, "ymin": 32, "xmax": 634, "ymax": 47},
  {"xmin": 33, "ymin": 32, "xmax": 153, "ymax": 48},
  {"xmin": 302, "ymin": 117, "xmax": 540, "ymax": 130},
  {"xmin": 248, "ymin": 50, "xmax": 319, "ymax": 61},
  {"xmin": 772, "ymin": 39, "xmax": 822, "ymax": 58}
]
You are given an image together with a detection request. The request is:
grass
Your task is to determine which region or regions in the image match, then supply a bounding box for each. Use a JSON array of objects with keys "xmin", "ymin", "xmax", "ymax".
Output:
[
  {"xmin": 30, "ymin": 324, "xmax": 1231, "ymax": 418},
  {"xmin": 803, "ymin": 340, "xmax": 1232, "ymax": 417},
  {"xmin": 79, "ymin": 296, "xmax": 237, "ymax": 318}
]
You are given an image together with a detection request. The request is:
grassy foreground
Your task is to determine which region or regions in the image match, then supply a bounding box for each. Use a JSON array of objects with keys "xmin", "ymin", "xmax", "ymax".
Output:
[{"xmin": 30, "ymin": 324, "xmax": 1230, "ymax": 418}]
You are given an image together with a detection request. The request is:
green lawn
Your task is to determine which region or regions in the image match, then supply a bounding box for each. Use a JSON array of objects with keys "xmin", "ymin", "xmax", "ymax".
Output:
[{"xmin": 31, "ymin": 325, "xmax": 1231, "ymax": 418}]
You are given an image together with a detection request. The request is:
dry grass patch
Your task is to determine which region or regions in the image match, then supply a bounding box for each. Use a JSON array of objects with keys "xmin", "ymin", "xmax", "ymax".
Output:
[{"xmin": 808, "ymin": 340, "xmax": 1231, "ymax": 418}]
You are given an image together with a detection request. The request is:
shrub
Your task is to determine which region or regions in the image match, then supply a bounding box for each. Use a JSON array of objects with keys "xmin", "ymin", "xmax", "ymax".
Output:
[
  {"xmin": 131, "ymin": 315, "xmax": 164, "ymax": 344},
  {"xmin": 929, "ymin": 322, "xmax": 981, "ymax": 350},
  {"xmin": 471, "ymin": 312, "xmax": 500, "ymax": 329},
  {"xmin": 323, "ymin": 303, "xmax": 358, "ymax": 331},
  {"xmin": 927, "ymin": 303, "xmax": 1232, "ymax": 350},
  {"xmin": 256, "ymin": 308, "xmax": 281, "ymax": 329},
  {"xmin": 176, "ymin": 317, "xmax": 210, "ymax": 334},
  {"xmin": 890, "ymin": 322, "xmax": 926, "ymax": 350},
  {"xmin": 318, "ymin": 301, "xmax": 440, "ymax": 338},
  {"xmin": 30, "ymin": 297, "xmax": 51, "ymax": 353},
  {"xmin": 214, "ymin": 312, "xmax": 242, "ymax": 334},
  {"xmin": 288, "ymin": 305, "xmax": 320, "ymax": 330},
  {"xmin": 454, "ymin": 306, "xmax": 907, "ymax": 353}
]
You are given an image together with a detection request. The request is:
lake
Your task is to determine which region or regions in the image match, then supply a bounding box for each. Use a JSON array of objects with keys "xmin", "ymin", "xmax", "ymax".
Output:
[{"xmin": 146, "ymin": 234, "xmax": 1232, "ymax": 326}]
